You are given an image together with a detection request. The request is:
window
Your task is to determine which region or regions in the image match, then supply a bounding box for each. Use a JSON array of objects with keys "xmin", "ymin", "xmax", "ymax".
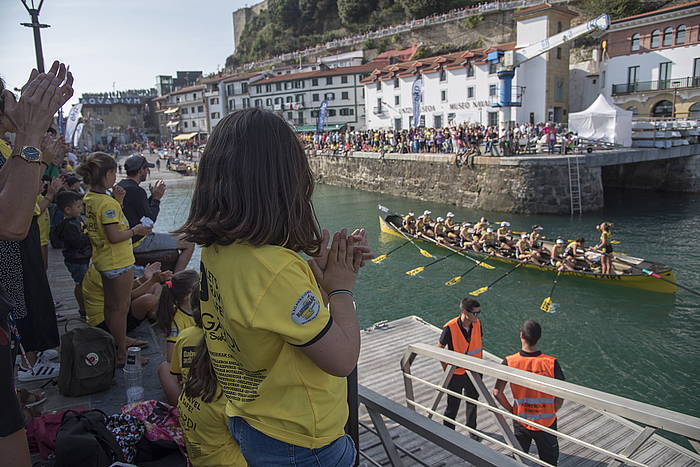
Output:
[
  {"xmin": 627, "ymin": 66, "xmax": 639, "ymax": 92},
  {"xmin": 489, "ymin": 84, "xmax": 497, "ymax": 97},
  {"xmin": 467, "ymin": 87, "xmax": 474, "ymax": 98},
  {"xmin": 324, "ymin": 92, "xmax": 335, "ymax": 100},
  {"xmin": 192, "ymin": 121, "xmax": 197, "ymax": 127},
  {"xmin": 394, "ymin": 95, "xmax": 400, "ymax": 105},
  {"xmin": 229, "ymin": 99, "xmax": 235, "ymax": 110},
  {"xmin": 313, "ymin": 93, "xmax": 320, "ymax": 102},
  {"xmin": 663, "ymin": 27, "xmax": 673, "ymax": 47},
  {"xmin": 265, "ymin": 98, "xmax": 272, "ymax": 106},
  {"xmin": 394, "ymin": 118, "xmax": 402, "ymax": 131},
  {"xmin": 286, "ymin": 96, "xmax": 293, "ymax": 103},
  {"xmin": 284, "ymin": 82, "xmax": 290, "ymax": 90},
  {"xmin": 293, "ymin": 81, "xmax": 301, "ymax": 89},
  {"xmin": 556, "ymin": 47, "xmax": 562, "ymax": 59},
  {"xmin": 439, "ymin": 69, "xmax": 446, "ymax": 81},
  {"xmin": 255, "ymin": 99, "xmax": 262, "ymax": 107},
  {"xmin": 341, "ymin": 76, "xmax": 348, "ymax": 84},
  {"xmin": 447, "ymin": 112, "xmax": 456, "ymax": 123},
  {"xmin": 326, "ymin": 77, "xmax": 333, "ymax": 85},
  {"xmin": 210, "ymin": 112, "xmax": 220, "ymax": 119},
  {"xmin": 466, "ymin": 64, "xmax": 474, "ymax": 77},
  {"xmin": 689, "ymin": 102, "xmax": 700, "ymax": 119},
  {"xmin": 191, "ymin": 106, "xmax": 195, "ymax": 113},
  {"xmin": 193, "ymin": 93, "xmax": 197, "ymax": 99},
  {"xmin": 555, "ymin": 77, "xmax": 564, "ymax": 102},
  {"xmin": 676, "ymin": 25, "xmax": 686, "ymax": 45},
  {"xmin": 183, "ymin": 121, "xmax": 188, "ymax": 128},
  {"xmin": 340, "ymin": 108, "xmax": 349, "ymax": 116},
  {"xmin": 197, "ymin": 105, "xmax": 204, "ymax": 113},
  {"xmin": 312, "ymin": 78, "xmax": 318, "ymax": 86},
  {"xmin": 298, "ymin": 111, "xmax": 304, "ymax": 124},
  {"xmin": 488, "ymin": 112, "xmax": 498, "ymax": 126},
  {"xmin": 377, "ymin": 80, "xmax": 382, "ymax": 90},
  {"xmin": 295, "ymin": 94, "xmax": 304, "ymax": 103},
  {"xmin": 651, "ymin": 30, "xmax": 661, "ymax": 48},
  {"xmin": 348, "ymin": 108, "xmax": 354, "ymax": 115},
  {"xmin": 394, "ymin": 77, "xmax": 399, "ymax": 88},
  {"xmin": 276, "ymin": 83, "xmax": 282, "ymax": 91},
  {"xmin": 210, "ymin": 97, "xmax": 219, "ymax": 105},
  {"xmin": 176, "ymin": 97, "xmax": 180, "ymax": 103},
  {"xmin": 328, "ymin": 109, "xmax": 336, "ymax": 116},
  {"xmin": 694, "ymin": 58, "xmax": 700, "ymax": 86},
  {"xmin": 182, "ymin": 107, "xmax": 188, "ymax": 114},
  {"xmin": 652, "ymin": 100, "xmax": 673, "ymax": 117},
  {"xmin": 275, "ymin": 97, "xmax": 282, "ymax": 105},
  {"xmin": 419, "ymin": 115, "xmax": 425, "ymax": 127},
  {"xmin": 376, "ymin": 97, "xmax": 382, "ymax": 113},
  {"xmin": 241, "ymin": 83, "xmax": 248, "ymax": 94},
  {"xmin": 434, "ymin": 114, "xmax": 442, "ymax": 128},
  {"xmin": 341, "ymin": 91, "xmax": 349, "ymax": 100},
  {"xmin": 441, "ymin": 90, "xmax": 447, "ymax": 102},
  {"xmin": 631, "ymin": 33, "xmax": 641, "ymax": 51},
  {"xmin": 489, "ymin": 62, "xmax": 497, "ymax": 74},
  {"xmin": 557, "ymin": 21, "xmax": 562, "ymax": 33},
  {"xmin": 659, "ymin": 62, "xmax": 672, "ymax": 88},
  {"xmin": 266, "ymin": 84, "xmax": 272, "ymax": 92},
  {"xmin": 287, "ymin": 112, "xmax": 293, "ymax": 120},
  {"xmin": 242, "ymin": 98, "xmax": 250, "ymax": 108}
]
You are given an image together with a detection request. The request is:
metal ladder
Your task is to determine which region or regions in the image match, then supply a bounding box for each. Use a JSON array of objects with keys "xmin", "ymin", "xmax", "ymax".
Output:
[{"xmin": 568, "ymin": 156, "xmax": 583, "ymax": 215}]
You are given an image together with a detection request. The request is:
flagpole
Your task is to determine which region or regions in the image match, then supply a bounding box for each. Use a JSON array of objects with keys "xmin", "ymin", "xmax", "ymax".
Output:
[{"xmin": 20, "ymin": 0, "xmax": 50, "ymax": 73}]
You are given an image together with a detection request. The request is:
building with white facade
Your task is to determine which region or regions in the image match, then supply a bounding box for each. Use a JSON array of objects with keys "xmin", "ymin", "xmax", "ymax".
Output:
[
  {"xmin": 363, "ymin": 3, "xmax": 576, "ymax": 130},
  {"xmin": 592, "ymin": 1, "xmax": 700, "ymax": 119},
  {"xmin": 155, "ymin": 84, "xmax": 209, "ymax": 143}
]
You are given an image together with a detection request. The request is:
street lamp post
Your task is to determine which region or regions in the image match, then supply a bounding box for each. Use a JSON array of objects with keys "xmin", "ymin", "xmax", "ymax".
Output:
[{"xmin": 20, "ymin": 0, "xmax": 50, "ymax": 73}]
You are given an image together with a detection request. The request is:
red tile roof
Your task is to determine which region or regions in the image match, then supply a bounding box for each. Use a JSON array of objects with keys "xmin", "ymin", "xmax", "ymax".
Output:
[
  {"xmin": 169, "ymin": 84, "xmax": 205, "ymax": 95},
  {"xmin": 612, "ymin": 0, "xmax": 700, "ymax": 24},
  {"xmin": 253, "ymin": 64, "xmax": 378, "ymax": 85},
  {"xmin": 375, "ymin": 44, "xmax": 420, "ymax": 62}
]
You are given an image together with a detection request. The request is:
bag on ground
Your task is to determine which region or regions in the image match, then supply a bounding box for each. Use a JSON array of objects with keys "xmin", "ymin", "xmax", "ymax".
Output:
[
  {"xmin": 53, "ymin": 409, "xmax": 124, "ymax": 467},
  {"xmin": 58, "ymin": 325, "xmax": 115, "ymax": 396}
]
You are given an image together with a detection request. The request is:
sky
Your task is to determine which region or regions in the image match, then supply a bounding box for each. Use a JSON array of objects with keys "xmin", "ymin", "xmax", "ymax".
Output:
[{"xmin": 1, "ymin": 0, "xmax": 251, "ymax": 107}]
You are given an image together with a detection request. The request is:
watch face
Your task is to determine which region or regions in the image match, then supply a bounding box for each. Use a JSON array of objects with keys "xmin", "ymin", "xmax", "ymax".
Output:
[{"xmin": 21, "ymin": 146, "xmax": 41, "ymax": 162}]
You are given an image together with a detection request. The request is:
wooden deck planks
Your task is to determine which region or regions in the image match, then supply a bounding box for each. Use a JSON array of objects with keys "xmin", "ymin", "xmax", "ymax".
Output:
[{"xmin": 357, "ymin": 316, "xmax": 700, "ymax": 466}]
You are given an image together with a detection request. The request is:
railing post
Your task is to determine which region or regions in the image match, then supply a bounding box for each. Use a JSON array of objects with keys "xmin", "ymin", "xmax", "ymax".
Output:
[
  {"xmin": 427, "ymin": 365, "xmax": 455, "ymax": 420},
  {"xmin": 400, "ymin": 351, "xmax": 417, "ymax": 410},
  {"xmin": 367, "ymin": 408, "xmax": 405, "ymax": 467}
]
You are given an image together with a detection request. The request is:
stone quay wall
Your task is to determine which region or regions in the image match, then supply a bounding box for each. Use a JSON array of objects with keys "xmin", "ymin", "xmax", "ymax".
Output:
[
  {"xmin": 308, "ymin": 153, "xmax": 604, "ymax": 214},
  {"xmin": 602, "ymin": 154, "xmax": 700, "ymax": 193}
]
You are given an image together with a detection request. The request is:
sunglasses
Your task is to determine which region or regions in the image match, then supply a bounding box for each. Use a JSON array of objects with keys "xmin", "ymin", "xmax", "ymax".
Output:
[{"xmin": 468, "ymin": 309, "xmax": 481, "ymax": 315}]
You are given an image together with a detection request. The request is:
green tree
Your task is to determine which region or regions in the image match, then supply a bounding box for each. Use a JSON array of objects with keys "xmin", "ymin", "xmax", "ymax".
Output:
[
  {"xmin": 581, "ymin": 0, "xmax": 642, "ymax": 20},
  {"xmin": 337, "ymin": 0, "xmax": 377, "ymax": 26},
  {"xmin": 268, "ymin": 0, "xmax": 301, "ymax": 28}
]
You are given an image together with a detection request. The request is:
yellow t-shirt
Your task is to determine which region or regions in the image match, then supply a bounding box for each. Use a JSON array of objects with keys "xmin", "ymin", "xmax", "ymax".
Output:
[
  {"xmin": 83, "ymin": 190, "xmax": 134, "ymax": 271},
  {"xmin": 37, "ymin": 194, "xmax": 50, "ymax": 246},
  {"xmin": 200, "ymin": 243, "xmax": 347, "ymax": 449},
  {"xmin": 83, "ymin": 263, "xmax": 105, "ymax": 326},
  {"xmin": 172, "ymin": 327, "xmax": 246, "ymax": 467},
  {"xmin": 166, "ymin": 309, "xmax": 197, "ymax": 344}
]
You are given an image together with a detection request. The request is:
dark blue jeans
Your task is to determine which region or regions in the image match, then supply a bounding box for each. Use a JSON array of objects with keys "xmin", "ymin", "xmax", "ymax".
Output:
[{"xmin": 228, "ymin": 416, "xmax": 356, "ymax": 466}]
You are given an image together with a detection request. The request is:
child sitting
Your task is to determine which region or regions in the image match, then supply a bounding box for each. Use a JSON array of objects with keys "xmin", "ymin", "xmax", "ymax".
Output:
[
  {"xmin": 54, "ymin": 191, "xmax": 92, "ymax": 317},
  {"xmin": 155, "ymin": 269, "xmax": 199, "ymax": 361}
]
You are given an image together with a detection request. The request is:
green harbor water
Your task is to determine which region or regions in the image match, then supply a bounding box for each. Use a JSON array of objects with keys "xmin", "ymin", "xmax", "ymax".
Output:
[{"xmin": 157, "ymin": 181, "xmax": 699, "ymax": 421}]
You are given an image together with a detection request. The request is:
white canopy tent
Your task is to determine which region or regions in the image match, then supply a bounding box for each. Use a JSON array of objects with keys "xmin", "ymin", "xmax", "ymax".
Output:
[{"xmin": 569, "ymin": 94, "xmax": 633, "ymax": 147}]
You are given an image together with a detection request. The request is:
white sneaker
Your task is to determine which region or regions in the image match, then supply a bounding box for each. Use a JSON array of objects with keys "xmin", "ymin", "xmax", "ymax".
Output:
[
  {"xmin": 38, "ymin": 349, "xmax": 59, "ymax": 363},
  {"xmin": 17, "ymin": 362, "xmax": 60, "ymax": 382}
]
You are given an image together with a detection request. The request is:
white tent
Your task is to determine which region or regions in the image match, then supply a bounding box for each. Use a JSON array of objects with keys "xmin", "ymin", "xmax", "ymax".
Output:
[{"xmin": 568, "ymin": 94, "xmax": 633, "ymax": 147}]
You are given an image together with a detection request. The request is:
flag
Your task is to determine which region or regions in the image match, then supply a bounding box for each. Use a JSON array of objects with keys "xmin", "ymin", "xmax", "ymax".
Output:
[
  {"xmin": 73, "ymin": 122, "xmax": 84, "ymax": 147},
  {"xmin": 64, "ymin": 103, "xmax": 83, "ymax": 144},
  {"xmin": 57, "ymin": 108, "xmax": 65, "ymax": 136},
  {"xmin": 316, "ymin": 99, "xmax": 329, "ymax": 132},
  {"xmin": 411, "ymin": 78, "xmax": 422, "ymax": 128}
]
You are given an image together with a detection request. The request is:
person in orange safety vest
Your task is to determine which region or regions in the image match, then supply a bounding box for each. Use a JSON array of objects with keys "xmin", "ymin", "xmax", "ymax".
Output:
[
  {"xmin": 493, "ymin": 320, "xmax": 565, "ymax": 465},
  {"xmin": 438, "ymin": 298, "xmax": 483, "ymax": 439}
]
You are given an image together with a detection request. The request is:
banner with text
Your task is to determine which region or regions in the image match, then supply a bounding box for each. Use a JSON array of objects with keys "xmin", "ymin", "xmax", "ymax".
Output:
[
  {"xmin": 64, "ymin": 104, "xmax": 83, "ymax": 144},
  {"xmin": 316, "ymin": 99, "xmax": 329, "ymax": 132},
  {"xmin": 73, "ymin": 122, "xmax": 85, "ymax": 147},
  {"xmin": 411, "ymin": 78, "xmax": 422, "ymax": 128}
]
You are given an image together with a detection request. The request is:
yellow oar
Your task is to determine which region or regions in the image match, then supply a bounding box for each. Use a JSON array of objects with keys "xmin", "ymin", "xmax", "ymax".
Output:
[
  {"xmin": 539, "ymin": 271, "xmax": 562, "ymax": 313},
  {"xmin": 445, "ymin": 263, "xmax": 480, "ymax": 286},
  {"xmin": 469, "ymin": 262, "xmax": 523, "ymax": 296},
  {"xmin": 406, "ymin": 250, "xmax": 460, "ymax": 276},
  {"xmin": 384, "ymin": 218, "xmax": 433, "ymax": 258},
  {"xmin": 372, "ymin": 240, "xmax": 410, "ymax": 264},
  {"xmin": 421, "ymin": 235, "xmax": 495, "ymax": 270}
]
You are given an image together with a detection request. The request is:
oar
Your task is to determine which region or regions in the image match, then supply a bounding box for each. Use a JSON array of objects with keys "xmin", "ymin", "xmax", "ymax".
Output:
[
  {"xmin": 641, "ymin": 268, "xmax": 700, "ymax": 297},
  {"xmin": 372, "ymin": 240, "xmax": 410, "ymax": 264},
  {"xmin": 540, "ymin": 271, "xmax": 562, "ymax": 313},
  {"xmin": 422, "ymin": 234, "xmax": 495, "ymax": 270},
  {"xmin": 406, "ymin": 250, "xmax": 460, "ymax": 276},
  {"xmin": 469, "ymin": 262, "xmax": 524, "ymax": 296},
  {"xmin": 378, "ymin": 204, "xmax": 433, "ymax": 258},
  {"xmin": 445, "ymin": 263, "xmax": 480, "ymax": 286}
]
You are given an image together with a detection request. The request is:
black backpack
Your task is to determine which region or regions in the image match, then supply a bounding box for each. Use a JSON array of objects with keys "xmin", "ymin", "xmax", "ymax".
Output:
[
  {"xmin": 54, "ymin": 410, "xmax": 124, "ymax": 467},
  {"xmin": 58, "ymin": 324, "xmax": 116, "ymax": 397}
]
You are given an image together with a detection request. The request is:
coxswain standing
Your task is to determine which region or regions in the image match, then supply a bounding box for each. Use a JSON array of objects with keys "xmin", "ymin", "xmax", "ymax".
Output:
[
  {"xmin": 403, "ymin": 212, "xmax": 416, "ymax": 235},
  {"xmin": 438, "ymin": 298, "xmax": 484, "ymax": 439},
  {"xmin": 493, "ymin": 320, "xmax": 565, "ymax": 466},
  {"xmin": 594, "ymin": 222, "xmax": 614, "ymax": 275}
]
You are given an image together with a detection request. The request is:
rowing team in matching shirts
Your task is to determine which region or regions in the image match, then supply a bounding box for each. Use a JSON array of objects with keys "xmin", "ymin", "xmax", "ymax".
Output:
[{"xmin": 402, "ymin": 211, "xmax": 616, "ymax": 274}]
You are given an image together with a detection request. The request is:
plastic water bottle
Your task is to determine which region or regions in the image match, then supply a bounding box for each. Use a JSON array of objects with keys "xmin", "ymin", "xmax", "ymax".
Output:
[{"xmin": 124, "ymin": 347, "xmax": 144, "ymax": 404}]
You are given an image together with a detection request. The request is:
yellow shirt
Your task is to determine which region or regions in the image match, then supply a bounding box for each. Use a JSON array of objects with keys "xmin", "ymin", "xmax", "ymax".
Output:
[
  {"xmin": 37, "ymin": 194, "xmax": 50, "ymax": 246},
  {"xmin": 200, "ymin": 243, "xmax": 347, "ymax": 449},
  {"xmin": 83, "ymin": 263, "xmax": 105, "ymax": 326},
  {"xmin": 173, "ymin": 327, "xmax": 246, "ymax": 467},
  {"xmin": 83, "ymin": 191, "xmax": 134, "ymax": 271},
  {"xmin": 166, "ymin": 309, "xmax": 197, "ymax": 344}
]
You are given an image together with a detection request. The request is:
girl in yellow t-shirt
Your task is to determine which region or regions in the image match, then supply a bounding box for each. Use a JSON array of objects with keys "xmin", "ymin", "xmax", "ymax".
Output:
[
  {"xmin": 154, "ymin": 269, "xmax": 199, "ymax": 359},
  {"xmin": 177, "ymin": 109, "xmax": 372, "ymax": 466},
  {"xmin": 77, "ymin": 153, "xmax": 151, "ymax": 366}
]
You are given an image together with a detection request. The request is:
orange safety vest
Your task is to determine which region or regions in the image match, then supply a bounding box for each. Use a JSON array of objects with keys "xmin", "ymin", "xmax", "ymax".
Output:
[
  {"xmin": 444, "ymin": 317, "xmax": 482, "ymax": 375},
  {"xmin": 506, "ymin": 352, "xmax": 558, "ymax": 430}
]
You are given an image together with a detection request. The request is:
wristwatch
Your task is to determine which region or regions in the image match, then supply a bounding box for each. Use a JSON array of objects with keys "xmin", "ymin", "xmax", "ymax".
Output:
[{"xmin": 13, "ymin": 146, "xmax": 43, "ymax": 164}]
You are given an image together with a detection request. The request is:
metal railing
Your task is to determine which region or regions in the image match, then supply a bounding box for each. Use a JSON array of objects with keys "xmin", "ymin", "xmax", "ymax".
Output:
[
  {"xmin": 400, "ymin": 343, "xmax": 700, "ymax": 466},
  {"xmin": 612, "ymin": 76, "xmax": 700, "ymax": 95}
]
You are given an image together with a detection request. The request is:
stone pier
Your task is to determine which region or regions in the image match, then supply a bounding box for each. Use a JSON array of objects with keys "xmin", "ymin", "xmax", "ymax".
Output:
[{"xmin": 307, "ymin": 144, "xmax": 700, "ymax": 214}]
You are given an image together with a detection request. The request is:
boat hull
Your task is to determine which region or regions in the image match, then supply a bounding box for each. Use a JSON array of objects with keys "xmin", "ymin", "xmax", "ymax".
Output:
[{"xmin": 378, "ymin": 216, "xmax": 678, "ymax": 294}]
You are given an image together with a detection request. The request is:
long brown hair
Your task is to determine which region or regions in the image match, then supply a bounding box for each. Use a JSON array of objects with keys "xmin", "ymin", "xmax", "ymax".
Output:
[
  {"xmin": 182, "ymin": 290, "xmax": 220, "ymax": 403},
  {"xmin": 156, "ymin": 269, "xmax": 199, "ymax": 333},
  {"xmin": 76, "ymin": 152, "xmax": 116, "ymax": 187},
  {"xmin": 176, "ymin": 108, "xmax": 322, "ymax": 255}
]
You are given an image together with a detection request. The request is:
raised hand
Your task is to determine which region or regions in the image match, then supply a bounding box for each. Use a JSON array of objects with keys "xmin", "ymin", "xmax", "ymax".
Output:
[
  {"xmin": 46, "ymin": 177, "xmax": 65, "ymax": 200},
  {"xmin": 150, "ymin": 179, "xmax": 166, "ymax": 200},
  {"xmin": 143, "ymin": 262, "xmax": 162, "ymax": 282},
  {"xmin": 112, "ymin": 185, "xmax": 126, "ymax": 204}
]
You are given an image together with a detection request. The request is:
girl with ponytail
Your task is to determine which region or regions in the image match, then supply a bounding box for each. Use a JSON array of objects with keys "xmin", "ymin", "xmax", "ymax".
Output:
[
  {"xmin": 78, "ymin": 152, "xmax": 151, "ymax": 366},
  {"xmin": 155, "ymin": 268, "xmax": 199, "ymax": 360}
]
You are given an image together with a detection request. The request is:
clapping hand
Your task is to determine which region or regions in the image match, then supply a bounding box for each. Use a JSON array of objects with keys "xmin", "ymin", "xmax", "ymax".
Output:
[
  {"xmin": 112, "ymin": 185, "xmax": 126, "ymax": 204},
  {"xmin": 149, "ymin": 179, "xmax": 166, "ymax": 200},
  {"xmin": 46, "ymin": 177, "xmax": 65, "ymax": 200},
  {"xmin": 143, "ymin": 262, "xmax": 162, "ymax": 282}
]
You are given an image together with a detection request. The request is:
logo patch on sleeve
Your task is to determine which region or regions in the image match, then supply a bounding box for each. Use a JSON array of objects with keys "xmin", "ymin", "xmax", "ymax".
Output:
[
  {"xmin": 291, "ymin": 290, "xmax": 320, "ymax": 325},
  {"xmin": 104, "ymin": 209, "xmax": 117, "ymax": 219}
]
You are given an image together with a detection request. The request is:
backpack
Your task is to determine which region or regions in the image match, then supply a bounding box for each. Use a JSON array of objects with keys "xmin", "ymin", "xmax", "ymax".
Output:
[
  {"xmin": 58, "ymin": 325, "xmax": 116, "ymax": 397},
  {"xmin": 53, "ymin": 409, "xmax": 124, "ymax": 467},
  {"xmin": 27, "ymin": 409, "xmax": 84, "ymax": 459}
]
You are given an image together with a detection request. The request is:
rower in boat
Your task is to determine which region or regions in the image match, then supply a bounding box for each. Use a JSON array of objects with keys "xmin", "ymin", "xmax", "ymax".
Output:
[
  {"xmin": 403, "ymin": 211, "xmax": 417, "ymax": 235},
  {"xmin": 474, "ymin": 217, "xmax": 489, "ymax": 235},
  {"xmin": 529, "ymin": 225, "xmax": 547, "ymax": 264},
  {"xmin": 416, "ymin": 215, "xmax": 426, "ymax": 237},
  {"xmin": 423, "ymin": 210, "xmax": 435, "ymax": 237},
  {"xmin": 480, "ymin": 228, "xmax": 499, "ymax": 256},
  {"xmin": 434, "ymin": 217, "xmax": 448, "ymax": 243},
  {"xmin": 445, "ymin": 212, "xmax": 460, "ymax": 243},
  {"xmin": 550, "ymin": 238, "xmax": 566, "ymax": 267},
  {"xmin": 459, "ymin": 223, "xmax": 472, "ymax": 248},
  {"xmin": 594, "ymin": 222, "xmax": 614, "ymax": 275},
  {"xmin": 563, "ymin": 238, "xmax": 593, "ymax": 271},
  {"xmin": 515, "ymin": 233, "xmax": 543, "ymax": 265},
  {"xmin": 497, "ymin": 222, "xmax": 513, "ymax": 254}
]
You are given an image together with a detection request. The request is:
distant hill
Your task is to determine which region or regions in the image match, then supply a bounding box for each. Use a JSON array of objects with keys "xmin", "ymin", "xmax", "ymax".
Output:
[{"xmin": 226, "ymin": 0, "xmax": 669, "ymax": 68}]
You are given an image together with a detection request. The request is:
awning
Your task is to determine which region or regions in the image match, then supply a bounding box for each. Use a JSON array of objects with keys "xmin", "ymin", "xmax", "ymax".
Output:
[
  {"xmin": 173, "ymin": 132, "xmax": 198, "ymax": 141},
  {"xmin": 294, "ymin": 123, "xmax": 347, "ymax": 132},
  {"xmin": 166, "ymin": 121, "xmax": 179, "ymax": 127},
  {"xmin": 164, "ymin": 107, "xmax": 179, "ymax": 115},
  {"xmin": 295, "ymin": 125, "xmax": 317, "ymax": 132}
]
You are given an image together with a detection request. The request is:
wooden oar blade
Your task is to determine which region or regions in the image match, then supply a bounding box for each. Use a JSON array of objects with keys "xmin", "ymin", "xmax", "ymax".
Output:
[
  {"xmin": 405, "ymin": 267, "xmax": 425, "ymax": 276},
  {"xmin": 371, "ymin": 254, "xmax": 387, "ymax": 264},
  {"xmin": 469, "ymin": 286, "xmax": 488, "ymax": 296},
  {"xmin": 420, "ymin": 249, "xmax": 433, "ymax": 258},
  {"xmin": 477, "ymin": 261, "xmax": 495, "ymax": 270},
  {"xmin": 611, "ymin": 240, "xmax": 621, "ymax": 244},
  {"xmin": 540, "ymin": 297, "xmax": 552, "ymax": 313},
  {"xmin": 445, "ymin": 276, "xmax": 462, "ymax": 286}
]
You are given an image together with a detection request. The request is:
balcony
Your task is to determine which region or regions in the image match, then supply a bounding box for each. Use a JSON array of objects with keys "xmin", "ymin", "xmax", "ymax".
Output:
[
  {"xmin": 373, "ymin": 106, "xmax": 385, "ymax": 115},
  {"xmin": 612, "ymin": 76, "xmax": 700, "ymax": 95}
]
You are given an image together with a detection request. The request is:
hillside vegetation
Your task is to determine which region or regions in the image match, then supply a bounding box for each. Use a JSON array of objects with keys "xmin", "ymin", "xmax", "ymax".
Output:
[{"xmin": 227, "ymin": 0, "xmax": 663, "ymax": 67}]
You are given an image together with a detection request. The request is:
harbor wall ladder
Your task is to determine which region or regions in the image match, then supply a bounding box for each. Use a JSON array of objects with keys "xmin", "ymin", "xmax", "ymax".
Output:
[{"xmin": 568, "ymin": 156, "xmax": 583, "ymax": 215}]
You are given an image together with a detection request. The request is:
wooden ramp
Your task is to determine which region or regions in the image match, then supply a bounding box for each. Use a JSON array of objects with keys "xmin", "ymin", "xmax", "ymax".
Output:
[{"xmin": 357, "ymin": 316, "xmax": 700, "ymax": 466}]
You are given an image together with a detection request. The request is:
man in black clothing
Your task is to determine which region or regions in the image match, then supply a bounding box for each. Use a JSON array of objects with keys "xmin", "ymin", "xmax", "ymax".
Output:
[{"xmin": 117, "ymin": 155, "xmax": 194, "ymax": 272}]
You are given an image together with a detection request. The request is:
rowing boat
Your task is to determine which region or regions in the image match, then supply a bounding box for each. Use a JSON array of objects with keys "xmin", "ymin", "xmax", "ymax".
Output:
[{"xmin": 379, "ymin": 215, "xmax": 678, "ymax": 294}]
